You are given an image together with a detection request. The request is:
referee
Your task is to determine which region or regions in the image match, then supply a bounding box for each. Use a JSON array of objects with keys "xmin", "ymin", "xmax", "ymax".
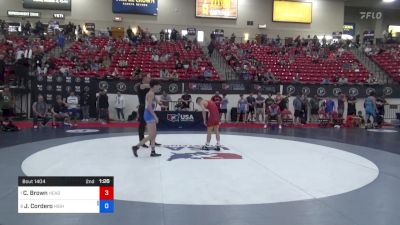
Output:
[{"xmin": 137, "ymin": 74, "xmax": 161, "ymax": 148}]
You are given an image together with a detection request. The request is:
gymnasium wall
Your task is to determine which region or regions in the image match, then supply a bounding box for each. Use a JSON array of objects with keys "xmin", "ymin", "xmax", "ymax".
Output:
[
  {"xmin": 344, "ymin": 6, "xmax": 400, "ymax": 39},
  {"xmin": 0, "ymin": 0, "xmax": 344, "ymax": 41}
]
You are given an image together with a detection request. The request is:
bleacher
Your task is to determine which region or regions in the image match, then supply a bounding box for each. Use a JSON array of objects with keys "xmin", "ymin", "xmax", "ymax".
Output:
[
  {"xmin": 52, "ymin": 38, "xmax": 220, "ymax": 80},
  {"xmin": 219, "ymin": 42, "xmax": 370, "ymax": 84},
  {"xmin": 371, "ymin": 44, "xmax": 400, "ymax": 82}
]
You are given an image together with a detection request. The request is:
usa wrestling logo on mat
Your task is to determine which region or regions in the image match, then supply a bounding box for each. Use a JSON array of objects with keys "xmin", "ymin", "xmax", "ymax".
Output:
[{"xmin": 163, "ymin": 145, "xmax": 243, "ymax": 161}]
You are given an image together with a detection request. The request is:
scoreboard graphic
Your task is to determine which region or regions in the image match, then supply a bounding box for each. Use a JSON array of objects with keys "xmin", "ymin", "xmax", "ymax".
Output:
[
  {"xmin": 112, "ymin": 0, "xmax": 158, "ymax": 15},
  {"xmin": 196, "ymin": 0, "xmax": 238, "ymax": 19},
  {"xmin": 18, "ymin": 177, "xmax": 114, "ymax": 214}
]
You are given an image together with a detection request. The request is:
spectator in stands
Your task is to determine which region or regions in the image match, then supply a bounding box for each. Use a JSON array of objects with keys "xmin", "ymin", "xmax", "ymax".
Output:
[
  {"xmin": 0, "ymin": 54, "xmax": 5, "ymax": 85},
  {"xmin": 51, "ymin": 96, "xmax": 70, "ymax": 127},
  {"xmin": 265, "ymin": 69, "xmax": 278, "ymax": 83},
  {"xmin": 183, "ymin": 60, "xmax": 190, "ymax": 69},
  {"xmin": 181, "ymin": 92, "xmax": 192, "ymax": 111},
  {"xmin": 130, "ymin": 47, "xmax": 137, "ymax": 55},
  {"xmin": 203, "ymin": 67, "xmax": 213, "ymax": 80},
  {"xmin": 118, "ymin": 59, "xmax": 128, "ymax": 68},
  {"xmin": 151, "ymin": 52, "xmax": 159, "ymax": 62},
  {"xmin": 160, "ymin": 68, "xmax": 170, "ymax": 79},
  {"xmin": 265, "ymin": 102, "xmax": 282, "ymax": 129},
  {"xmin": 160, "ymin": 91, "xmax": 172, "ymax": 111},
  {"xmin": 293, "ymin": 95, "xmax": 303, "ymax": 125},
  {"xmin": 220, "ymin": 93, "xmax": 229, "ymax": 122},
  {"xmin": 132, "ymin": 67, "xmax": 141, "ymax": 79},
  {"xmin": 81, "ymin": 89, "xmax": 91, "ymax": 122},
  {"xmin": 246, "ymin": 93, "xmax": 256, "ymax": 122},
  {"xmin": 36, "ymin": 62, "xmax": 48, "ymax": 75},
  {"xmin": 293, "ymin": 73, "xmax": 301, "ymax": 83},
  {"xmin": 32, "ymin": 94, "xmax": 50, "ymax": 128},
  {"xmin": 111, "ymin": 67, "xmax": 120, "ymax": 78},
  {"xmin": 338, "ymin": 76, "xmax": 348, "ymax": 85},
  {"xmin": 321, "ymin": 75, "xmax": 331, "ymax": 84},
  {"xmin": 175, "ymin": 59, "xmax": 183, "ymax": 69},
  {"xmin": 59, "ymin": 65, "xmax": 69, "ymax": 76},
  {"xmin": 191, "ymin": 59, "xmax": 199, "ymax": 70},
  {"xmin": 366, "ymin": 74, "xmax": 378, "ymax": 85},
  {"xmin": 57, "ymin": 33, "xmax": 66, "ymax": 52},
  {"xmin": 66, "ymin": 91, "xmax": 80, "ymax": 127},
  {"xmin": 114, "ymin": 92, "xmax": 125, "ymax": 121},
  {"xmin": 97, "ymin": 90, "xmax": 109, "ymax": 124},
  {"xmin": 170, "ymin": 70, "xmax": 179, "ymax": 80},
  {"xmin": 255, "ymin": 73, "xmax": 265, "ymax": 82}
]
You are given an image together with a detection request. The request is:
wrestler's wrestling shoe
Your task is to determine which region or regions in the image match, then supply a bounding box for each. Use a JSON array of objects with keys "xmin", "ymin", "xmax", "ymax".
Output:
[
  {"xmin": 132, "ymin": 146, "xmax": 139, "ymax": 157},
  {"xmin": 150, "ymin": 151, "xmax": 162, "ymax": 157}
]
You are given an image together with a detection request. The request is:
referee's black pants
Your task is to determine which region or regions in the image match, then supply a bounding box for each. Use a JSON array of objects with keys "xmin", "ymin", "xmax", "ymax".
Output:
[{"xmin": 138, "ymin": 105, "xmax": 146, "ymax": 142}]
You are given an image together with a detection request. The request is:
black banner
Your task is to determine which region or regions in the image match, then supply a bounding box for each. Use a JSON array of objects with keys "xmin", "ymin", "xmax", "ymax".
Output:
[
  {"xmin": 32, "ymin": 75, "xmax": 94, "ymax": 104},
  {"xmin": 282, "ymin": 84, "xmax": 400, "ymax": 98},
  {"xmin": 185, "ymin": 81, "xmax": 279, "ymax": 94},
  {"xmin": 95, "ymin": 79, "xmax": 182, "ymax": 95},
  {"xmin": 23, "ymin": 0, "xmax": 72, "ymax": 11},
  {"xmin": 156, "ymin": 111, "xmax": 204, "ymax": 130}
]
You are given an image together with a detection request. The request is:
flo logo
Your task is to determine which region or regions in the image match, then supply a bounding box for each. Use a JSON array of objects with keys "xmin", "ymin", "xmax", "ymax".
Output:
[
  {"xmin": 167, "ymin": 113, "xmax": 194, "ymax": 122},
  {"xmin": 163, "ymin": 145, "xmax": 243, "ymax": 161},
  {"xmin": 360, "ymin": 12, "xmax": 382, "ymax": 20}
]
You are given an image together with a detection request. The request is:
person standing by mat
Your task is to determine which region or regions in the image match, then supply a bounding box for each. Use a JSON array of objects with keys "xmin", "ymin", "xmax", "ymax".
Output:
[
  {"xmin": 196, "ymin": 97, "xmax": 221, "ymax": 151},
  {"xmin": 137, "ymin": 74, "xmax": 160, "ymax": 148},
  {"xmin": 132, "ymin": 80, "xmax": 162, "ymax": 157}
]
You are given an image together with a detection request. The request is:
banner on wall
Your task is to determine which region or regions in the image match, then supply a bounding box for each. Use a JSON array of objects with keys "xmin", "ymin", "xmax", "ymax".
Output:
[
  {"xmin": 23, "ymin": 0, "xmax": 72, "ymax": 11},
  {"xmin": 196, "ymin": 0, "xmax": 238, "ymax": 19},
  {"xmin": 343, "ymin": 23, "xmax": 356, "ymax": 37},
  {"xmin": 95, "ymin": 79, "xmax": 182, "ymax": 95},
  {"xmin": 112, "ymin": 0, "xmax": 158, "ymax": 15},
  {"xmin": 282, "ymin": 84, "xmax": 400, "ymax": 98},
  {"xmin": 184, "ymin": 82, "xmax": 279, "ymax": 94}
]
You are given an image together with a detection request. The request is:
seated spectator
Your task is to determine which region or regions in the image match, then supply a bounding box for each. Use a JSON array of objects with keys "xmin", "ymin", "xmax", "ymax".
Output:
[
  {"xmin": 130, "ymin": 47, "xmax": 137, "ymax": 55},
  {"xmin": 160, "ymin": 91, "xmax": 172, "ymax": 111},
  {"xmin": 36, "ymin": 63, "xmax": 48, "ymax": 75},
  {"xmin": 112, "ymin": 67, "xmax": 120, "ymax": 77},
  {"xmin": 293, "ymin": 73, "xmax": 301, "ymax": 83},
  {"xmin": 203, "ymin": 67, "xmax": 213, "ymax": 79},
  {"xmin": 51, "ymin": 96, "xmax": 70, "ymax": 127},
  {"xmin": 170, "ymin": 70, "xmax": 179, "ymax": 80},
  {"xmin": 352, "ymin": 63, "xmax": 359, "ymax": 72},
  {"xmin": 183, "ymin": 60, "xmax": 190, "ymax": 69},
  {"xmin": 118, "ymin": 59, "xmax": 128, "ymax": 68},
  {"xmin": 151, "ymin": 53, "xmax": 159, "ymax": 62},
  {"xmin": 159, "ymin": 53, "xmax": 171, "ymax": 62},
  {"xmin": 160, "ymin": 68, "xmax": 170, "ymax": 79},
  {"xmin": 337, "ymin": 76, "xmax": 348, "ymax": 85},
  {"xmin": 59, "ymin": 65, "xmax": 69, "ymax": 76},
  {"xmin": 32, "ymin": 94, "xmax": 50, "ymax": 128},
  {"xmin": 175, "ymin": 59, "xmax": 183, "ymax": 69},
  {"xmin": 265, "ymin": 102, "xmax": 282, "ymax": 129},
  {"xmin": 181, "ymin": 92, "xmax": 192, "ymax": 111},
  {"xmin": 366, "ymin": 74, "xmax": 378, "ymax": 85}
]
